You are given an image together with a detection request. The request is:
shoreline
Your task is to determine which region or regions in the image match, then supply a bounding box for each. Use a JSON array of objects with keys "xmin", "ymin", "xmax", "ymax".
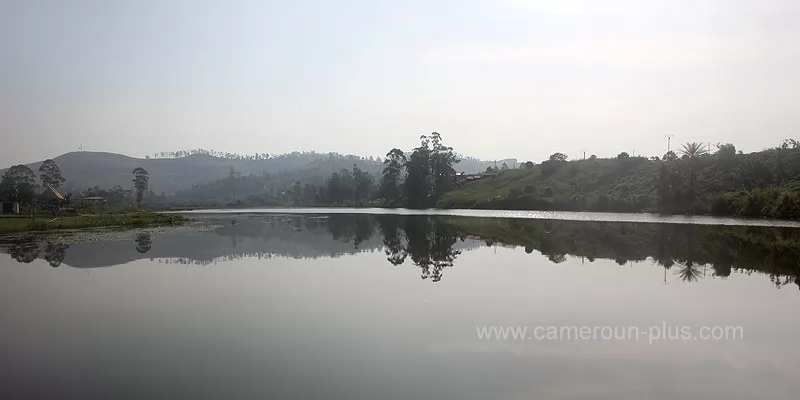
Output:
[
  {"xmin": 168, "ymin": 207, "xmax": 800, "ymax": 228},
  {"xmin": 0, "ymin": 213, "xmax": 188, "ymax": 236}
]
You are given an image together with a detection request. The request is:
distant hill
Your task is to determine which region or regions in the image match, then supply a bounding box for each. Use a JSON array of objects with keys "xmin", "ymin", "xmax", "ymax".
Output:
[
  {"xmin": 2, "ymin": 151, "xmax": 509, "ymax": 196},
  {"xmin": 1, "ymin": 151, "xmax": 385, "ymax": 195}
]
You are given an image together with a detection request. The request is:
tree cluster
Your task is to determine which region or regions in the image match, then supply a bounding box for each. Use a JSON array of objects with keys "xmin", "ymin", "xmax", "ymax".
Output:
[{"xmin": 377, "ymin": 133, "xmax": 460, "ymax": 208}]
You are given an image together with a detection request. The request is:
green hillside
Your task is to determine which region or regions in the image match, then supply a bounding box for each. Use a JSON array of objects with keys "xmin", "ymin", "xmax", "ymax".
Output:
[{"xmin": 440, "ymin": 145, "xmax": 800, "ymax": 219}]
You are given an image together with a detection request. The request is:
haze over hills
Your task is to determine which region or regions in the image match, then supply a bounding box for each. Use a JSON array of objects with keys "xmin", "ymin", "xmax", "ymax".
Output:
[{"xmin": 0, "ymin": 150, "xmax": 516, "ymax": 195}]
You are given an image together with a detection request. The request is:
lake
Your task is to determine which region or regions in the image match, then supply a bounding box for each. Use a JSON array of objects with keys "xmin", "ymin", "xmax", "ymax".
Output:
[{"xmin": 1, "ymin": 211, "xmax": 799, "ymax": 399}]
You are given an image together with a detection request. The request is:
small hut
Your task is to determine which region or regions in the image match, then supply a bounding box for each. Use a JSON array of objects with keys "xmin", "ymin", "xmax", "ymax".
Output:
[{"xmin": 40, "ymin": 185, "xmax": 66, "ymax": 213}]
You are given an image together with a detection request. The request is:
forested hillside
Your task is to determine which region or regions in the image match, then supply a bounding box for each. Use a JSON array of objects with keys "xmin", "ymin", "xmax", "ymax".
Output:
[
  {"xmin": 441, "ymin": 142, "xmax": 800, "ymax": 218},
  {"xmin": 1, "ymin": 151, "xmax": 384, "ymax": 194}
]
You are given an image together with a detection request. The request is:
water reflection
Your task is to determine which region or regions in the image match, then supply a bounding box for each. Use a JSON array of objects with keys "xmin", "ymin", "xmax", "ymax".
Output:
[
  {"xmin": 43, "ymin": 242, "xmax": 69, "ymax": 268},
  {"xmin": 2, "ymin": 214, "xmax": 799, "ymax": 288},
  {"xmin": 135, "ymin": 233, "xmax": 152, "ymax": 254},
  {"xmin": 7, "ymin": 241, "xmax": 40, "ymax": 264},
  {"xmin": 377, "ymin": 215, "xmax": 462, "ymax": 282}
]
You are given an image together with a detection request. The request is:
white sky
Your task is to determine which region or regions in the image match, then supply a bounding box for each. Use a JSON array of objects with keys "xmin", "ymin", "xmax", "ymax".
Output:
[{"xmin": 1, "ymin": 0, "xmax": 799, "ymax": 165}]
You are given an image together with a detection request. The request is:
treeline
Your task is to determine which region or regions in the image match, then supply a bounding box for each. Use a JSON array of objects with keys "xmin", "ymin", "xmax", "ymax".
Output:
[
  {"xmin": 146, "ymin": 148, "xmax": 384, "ymax": 164},
  {"xmin": 148, "ymin": 148, "xmax": 271, "ymax": 161},
  {"xmin": 147, "ymin": 135, "xmax": 800, "ymax": 219},
  {"xmin": 159, "ymin": 133, "xmax": 460, "ymax": 209},
  {"xmin": 442, "ymin": 139, "xmax": 800, "ymax": 219}
]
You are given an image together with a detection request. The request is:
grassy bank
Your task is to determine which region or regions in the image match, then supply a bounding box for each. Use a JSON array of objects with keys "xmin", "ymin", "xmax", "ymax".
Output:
[{"xmin": 0, "ymin": 213, "xmax": 187, "ymax": 234}]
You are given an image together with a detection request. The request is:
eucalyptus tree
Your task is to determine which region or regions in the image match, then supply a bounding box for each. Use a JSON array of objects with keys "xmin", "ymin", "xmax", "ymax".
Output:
[
  {"xmin": 379, "ymin": 148, "xmax": 407, "ymax": 206},
  {"xmin": 38, "ymin": 159, "xmax": 66, "ymax": 189},
  {"xmin": 0, "ymin": 165, "xmax": 38, "ymax": 211},
  {"xmin": 132, "ymin": 167, "xmax": 150, "ymax": 207}
]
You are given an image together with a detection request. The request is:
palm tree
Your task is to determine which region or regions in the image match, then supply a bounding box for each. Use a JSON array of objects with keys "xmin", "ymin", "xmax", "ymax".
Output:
[
  {"xmin": 679, "ymin": 142, "xmax": 709, "ymax": 210},
  {"xmin": 679, "ymin": 142, "xmax": 709, "ymax": 159}
]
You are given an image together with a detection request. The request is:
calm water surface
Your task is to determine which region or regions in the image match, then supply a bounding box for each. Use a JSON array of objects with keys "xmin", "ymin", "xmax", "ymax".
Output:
[
  {"xmin": 1, "ymin": 213, "xmax": 799, "ymax": 399},
  {"xmin": 177, "ymin": 207, "xmax": 800, "ymax": 227}
]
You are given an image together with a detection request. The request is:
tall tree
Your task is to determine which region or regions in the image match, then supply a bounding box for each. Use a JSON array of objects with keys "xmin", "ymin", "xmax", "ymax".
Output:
[
  {"xmin": 404, "ymin": 135, "xmax": 432, "ymax": 208},
  {"xmin": 549, "ymin": 152, "xmax": 568, "ymax": 163},
  {"xmin": 132, "ymin": 167, "xmax": 150, "ymax": 206},
  {"xmin": 715, "ymin": 143, "xmax": 736, "ymax": 160},
  {"xmin": 429, "ymin": 132, "xmax": 459, "ymax": 200},
  {"xmin": 402, "ymin": 133, "xmax": 458, "ymax": 208},
  {"xmin": 38, "ymin": 159, "xmax": 66, "ymax": 189},
  {"xmin": 352, "ymin": 164, "xmax": 374, "ymax": 204},
  {"xmin": 679, "ymin": 142, "xmax": 709, "ymax": 210},
  {"xmin": 378, "ymin": 148, "xmax": 406, "ymax": 206},
  {"xmin": 0, "ymin": 165, "xmax": 38, "ymax": 209}
]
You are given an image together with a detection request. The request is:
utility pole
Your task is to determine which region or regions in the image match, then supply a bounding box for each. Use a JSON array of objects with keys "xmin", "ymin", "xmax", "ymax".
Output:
[{"xmin": 664, "ymin": 134, "xmax": 674, "ymax": 153}]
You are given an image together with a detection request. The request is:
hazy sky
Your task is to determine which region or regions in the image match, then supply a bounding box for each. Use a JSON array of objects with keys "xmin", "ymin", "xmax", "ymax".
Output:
[{"xmin": 2, "ymin": 0, "xmax": 799, "ymax": 166}]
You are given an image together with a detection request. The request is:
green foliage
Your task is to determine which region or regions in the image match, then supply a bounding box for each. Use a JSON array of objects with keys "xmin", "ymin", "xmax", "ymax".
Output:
[
  {"xmin": 662, "ymin": 151, "xmax": 678, "ymax": 161},
  {"xmin": 679, "ymin": 142, "xmax": 709, "ymax": 159},
  {"xmin": 715, "ymin": 143, "xmax": 736, "ymax": 160},
  {"xmin": 549, "ymin": 152, "xmax": 568, "ymax": 163},
  {"xmin": 710, "ymin": 188, "xmax": 800, "ymax": 219},
  {"xmin": 617, "ymin": 152, "xmax": 630, "ymax": 159},
  {"xmin": 378, "ymin": 148, "xmax": 406, "ymax": 206},
  {"xmin": 397, "ymin": 133, "xmax": 459, "ymax": 208},
  {"xmin": 82, "ymin": 185, "xmax": 132, "ymax": 204},
  {"xmin": 38, "ymin": 159, "xmax": 66, "ymax": 189},
  {"xmin": 404, "ymin": 136, "xmax": 433, "ymax": 208},
  {"xmin": 0, "ymin": 165, "xmax": 38, "ymax": 205}
]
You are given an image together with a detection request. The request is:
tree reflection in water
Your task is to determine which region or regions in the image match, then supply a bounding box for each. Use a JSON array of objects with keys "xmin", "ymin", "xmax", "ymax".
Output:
[
  {"xmin": 8, "ymin": 241, "xmax": 40, "ymax": 264},
  {"xmin": 43, "ymin": 241, "xmax": 69, "ymax": 268},
  {"xmin": 135, "ymin": 233, "xmax": 152, "ymax": 254},
  {"xmin": 403, "ymin": 216, "xmax": 460, "ymax": 282},
  {"xmin": 2, "ymin": 214, "xmax": 799, "ymax": 289},
  {"xmin": 374, "ymin": 215, "xmax": 462, "ymax": 281}
]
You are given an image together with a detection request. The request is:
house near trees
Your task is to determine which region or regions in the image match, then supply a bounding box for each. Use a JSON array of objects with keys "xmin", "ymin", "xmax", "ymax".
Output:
[
  {"xmin": 1, "ymin": 199, "xmax": 20, "ymax": 214},
  {"xmin": 40, "ymin": 185, "xmax": 66, "ymax": 212}
]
